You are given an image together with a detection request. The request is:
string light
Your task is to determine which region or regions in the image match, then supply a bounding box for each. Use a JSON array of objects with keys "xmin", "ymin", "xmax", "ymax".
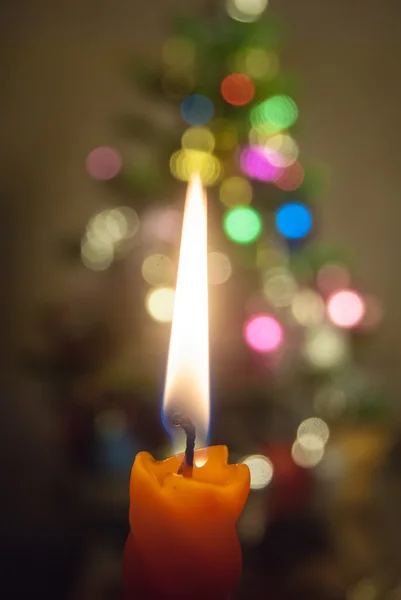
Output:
[
  {"xmin": 142, "ymin": 254, "xmax": 174, "ymax": 286},
  {"xmin": 145, "ymin": 287, "xmax": 175, "ymax": 323},
  {"xmin": 240, "ymin": 146, "xmax": 284, "ymax": 182},
  {"xmin": 81, "ymin": 235, "xmax": 113, "ymax": 271},
  {"xmin": 181, "ymin": 127, "xmax": 215, "ymax": 153},
  {"xmin": 327, "ymin": 289, "xmax": 366, "ymax": 329},
  {"xmin": 292, "ymin": 440, "xmax": 324, "ymax": 468},
  {"xmin": 219, "ymin": 176, "xmax": 252, "ymax": 207},
  {"xmin": 170, "ymin": 149, "xmax": 222, "ymax": 185},
  {"xmin": 304, "ymin": 324, "xmax": 349, "ymax": 369},
  {"xmin": 263, "ymin": 268, "xmax": 297, "ymax": 308},
  {"xmin": 221, "ymin": 73, "xmax": 255, "ymax": 106},
  {"xmin": 275, "ymin": 161, "xmax": 305, "ymax": 191},
  {"xmin": 275, "ymin": 202, "xmax": 312, "ymax": 240},
  {"xmin": 264, "ymin": 134, "xmax": 299, "ymax": 168},
  {"xmin": 224, "ymin": 206, "xmax": 262, "ymax": 244},
  {"xmin": 226, "ymin": 0, "xmax": 268, "ymax": 22},
  {"xmin": 244, "ymin": 314, "xmax": 283, "ymax": 352},
  {"xmin": 291, "ymin": 289, "xmax": 325, "ymax": 327},
  {"xmin": 251, "ymin": 95, "xmax": 298, "ymax": 131},
  {"xmin": 181, "ymin": 94, "xmax": 214, "ymax": 126},
  {"xmin": 297, "ymin": 417, "xmax": 330, "ymax": 451},
  {"xmin": 240, "ymin": 455, "xmax": 274, "ymax": 489},
  {"xmin": 86, "ymin": 146, "xmax": 122, "ymax": 181}
]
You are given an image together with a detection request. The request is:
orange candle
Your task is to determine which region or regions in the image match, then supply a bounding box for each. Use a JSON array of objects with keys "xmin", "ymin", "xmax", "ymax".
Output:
[{"xmin": 123, "ymin": 176, "xmax": 250, "ymax": 598}]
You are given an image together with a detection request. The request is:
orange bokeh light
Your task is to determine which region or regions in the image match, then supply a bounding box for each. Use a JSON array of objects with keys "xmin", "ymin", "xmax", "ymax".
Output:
[{"xmin": 221, "ymin": 73, "xmax": 255, "ymax": 106}]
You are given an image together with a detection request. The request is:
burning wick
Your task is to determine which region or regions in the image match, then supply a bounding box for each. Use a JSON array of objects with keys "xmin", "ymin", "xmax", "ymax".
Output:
[{"xmin": 172, "ymin": 412, "xmax": 196, "ymax": 477}]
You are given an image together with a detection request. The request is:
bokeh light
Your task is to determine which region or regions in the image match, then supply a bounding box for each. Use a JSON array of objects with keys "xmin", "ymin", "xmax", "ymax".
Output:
[
  {"xmin": 145, "ymin": 287, "xmax": 175, "ymax": 323},
  {"xmin": 297, "ymin": 417, "xmax": 330, "ymax": 451},
  {"xmin": 291, "ymin": 440, "xmax": 324, "ymax": 468},
  {"xmin": 327, "ymin": 289, "xmax": 366, "ymax": 329},
  {"xmin": 208, "ymin": 252, "xmax": 232, "ymax": 285},
  {"xmin": 244, "ymin": 314, "xmax": 283, "ymax": 353},
  {"xmin": 263, "ymin": 267, "xmax": 297, "ymax": 308},
  {"xmin": 212, "ymin": 119, "xmax": 238, "ymax": 152},
  {"xmin": 86, "ymin": 146, "xmax": 122, "ymax": 181},
  {"xmin": 316, "ymin": 263, "xmax": 351, "ymax": 296},
  {"xmin": 181, "ymin": 94, "xmax": 214, "ymax": 126},
  {"xmin": 219, "ymin": 176, "xmax": 252, "ymax": 207},
  {"xmin": 275, "ymin": 161, "xmax": 305, "ymax": 191},
  {"xmin": 264, "ymin": 134, "xmax": 299, "ymax": 168},
  {"xmin": 304, "ymin": 324, "xmax": 349, "ymax": 369},
  {"xmin": 251, "ymin": 95, "xmax": 298, "ymax": 131},
  {"xmin": 275, "ymin": 202, "xmax": 312, "ymax": 240},
  {"xmin": 224, "ymin": 206, "xmax": 262, "ymax": 244},
  {"xmin": 291, "ymin": 289, "xmax": 325, "ymax": 327},
  {"xmin": 140, "ymin": 207, "xmax": 182, "ymax": 244},
  {"xmin": 162, "ymin": 37, "xmax": 195, "ymax": 68},
  {"xmin": 181, "ymin": 127, "xmax": 215, "ymax": 153},
  {"xmin": 170, "ymin": 149, "xmax": 222, "ymax": 186},
  {"xmin": 221, "ymin": 73, "xmax": 255, "ymax": 106},
  {"xmin": 142, "ymin": 254, "xmax": 174, "ymax": 286},
  {"xmin": 240, "ymin": 146, "xmax": 284, "ymax": 182},
  {"xmin": 249, "ymin": 125, "xmax": 282, "ymax": 145},
  {"xmin": 240, "ymin": 454, "xmax": 274, "ymax": 490},
  {"xmin": 81, "ymin": 235, "xmax": 113, "ymax": 271},
  {"xmin": 244, "ymin": 48, "xmax": 279, "ymax": 80},
  {"xmin": 227, "ymin": 0, "xmax": 268, "ymax": 22}
]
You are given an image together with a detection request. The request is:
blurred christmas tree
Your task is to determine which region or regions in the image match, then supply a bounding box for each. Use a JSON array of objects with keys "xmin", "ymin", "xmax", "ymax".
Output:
[{"xmin": 77, "ymin": 0, "xmax": 389, "ymax": 467}]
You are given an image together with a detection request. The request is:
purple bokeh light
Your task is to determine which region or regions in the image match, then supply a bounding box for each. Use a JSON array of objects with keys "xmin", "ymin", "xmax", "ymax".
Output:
[
  {"xmin": 86, "ymin": 146, "xmax": 122, "ymax": 181},
  {"xmin": 240, "ymin": 146, "xmax": 284, "ymax": 182}
]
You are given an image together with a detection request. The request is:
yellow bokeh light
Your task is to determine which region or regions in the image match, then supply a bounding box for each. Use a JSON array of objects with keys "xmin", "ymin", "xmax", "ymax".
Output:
[
  {"xmin": 264, "ymin": 134, "xmax": 299, "ymax": 168},
  {"xmin": 297, "ymin": 417, "xmax": 330, "ymax": 451},
  {"xmin": 245, "ymin": 48, "xmax": 279, "ymax": 80},
  {"xmin": 219, "ymin": 176, "xmax": 252, "ymax": 207},
  {"xmin": 292, "ymin": 440, "xmax": 324, "ymax": 468},
  {"xmin": 249, "ymin": 126, "xmax": 282, "ymax": 145},
  {"xmin": 304, "ymin": 324, "xmax": 349, "ymax": 370},
  {"xmin": 142, "ymin": 254, "xmax": 174, "ymax": 286},
  {"xmin": 170, "ymin": 149, "xmax": 222, "ymax": 186},
  {"xmin": 162, "ymin": 37, "xmax": 195, "ymax": 69},
  {"xmin": 181, "ymin": 127, "xmax": 215, "ymax": 153},
  {"xmin": 291, "ymin": 289, "xmax": 325, "ymax": 327},
  {"xmin": 263, "ymin": 267, "xmax": 297, "ymax": 307},
  {"xmin": 81, "ymin": 235, "xmax": 113, "ymax": 271},
  {"xmin": 145, "ymin": 287, "xmax": 175, "ymax": 323},
  {"xmin": 208, "ymin": 252, "xmax": 232, "ymax": 285}
]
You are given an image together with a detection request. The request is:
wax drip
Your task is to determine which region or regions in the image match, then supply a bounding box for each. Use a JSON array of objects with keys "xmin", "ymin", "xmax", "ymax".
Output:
[{"xmin": 171, "ymin": 413, "xmax": 196, "ymax": 477}]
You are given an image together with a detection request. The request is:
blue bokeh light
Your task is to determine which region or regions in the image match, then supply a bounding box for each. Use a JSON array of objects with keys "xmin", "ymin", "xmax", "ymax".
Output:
[
  {"xmin": 181, "ymin": 94, "xmax": 214, "ymax": 126},
  {"xmin": 275, "ymin": 202, "xmax": 312, "ymax": 240}
]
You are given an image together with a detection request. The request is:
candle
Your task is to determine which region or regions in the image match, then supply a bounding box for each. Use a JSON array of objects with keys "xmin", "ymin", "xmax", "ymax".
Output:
[{"xmin": 123, "ymin": 176, "xmax": 250, "ymax": 599}]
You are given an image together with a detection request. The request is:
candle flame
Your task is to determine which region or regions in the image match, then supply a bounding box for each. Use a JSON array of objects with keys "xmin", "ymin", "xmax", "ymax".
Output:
[{"xmin": 163, "ymin": 174, "xmax": 210, "ymax": 451}]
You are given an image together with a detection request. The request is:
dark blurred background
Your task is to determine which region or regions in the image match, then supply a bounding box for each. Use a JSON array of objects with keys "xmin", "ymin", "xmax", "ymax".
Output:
[{"xmin": 1, "ymin": 1, "xmax": 401, "ymax": 599}]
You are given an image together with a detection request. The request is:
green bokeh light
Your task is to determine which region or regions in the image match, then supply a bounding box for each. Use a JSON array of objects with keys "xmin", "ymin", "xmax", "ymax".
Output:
[
  {"xmin": 224, "ymin": 206, "xmax": 262, "ymax": 244},
  {"xmin": 251, "ymin": 95, "xmax": 298, "ymax": 131}
]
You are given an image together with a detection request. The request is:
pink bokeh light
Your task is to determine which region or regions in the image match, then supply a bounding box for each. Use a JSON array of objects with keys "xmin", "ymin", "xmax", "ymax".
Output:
[
  {"xmin": 240, "ymin": 146, "xmax": 283, "ymax": 182},
  {"xmin": 244, "ymin": 314, "xmax": 283, "ymax": 353},
  {"xmin": 86, "ymin": 146, "xmax": 122, "ymax": 181},
  {"xmin": 275, "ymin": 161, "xmax": 304, "ymax": 191},
  {"xmin": 327, "ymin": 289, "xmax": 366, "ymax": 329}
]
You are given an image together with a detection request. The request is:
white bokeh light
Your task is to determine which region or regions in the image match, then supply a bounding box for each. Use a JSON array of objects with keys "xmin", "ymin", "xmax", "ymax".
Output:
[{"xmin": 241, "ymin": 454, "xmax": 274, "ymax": 490}]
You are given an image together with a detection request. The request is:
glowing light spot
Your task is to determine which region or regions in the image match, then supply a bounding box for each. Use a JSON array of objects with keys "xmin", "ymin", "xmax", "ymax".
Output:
[
  {"xmin": 327, "ymin": 289, "xmax": 366, "ymax": 329},
  {"xmin": 304, "ymin": 324, "xmax": 349, "ymax": 369},
  {"xmin": 227, "ymin": 0, "xmax": 268, "ymax": 22},
  {"xmin": 317, "ymin": 263, "xmax": 350, "ymax": 296},
  {"xmin": 244, "ymin": 48, "xmax": 279, "ymax": 80},
  {"xmin": 240, "ymin": 146, "xmax": 284, "ymax": 182},
  {"xmin": 263, "ymin": 268, "xmax": 297, "ymax": 307},
  {"xmin": 314, "ymin": 386, "xmax": 347, "ymax": 419},
  {"xmin": 81, "ymin": 235, "xmax": 113, "ymax": 271},
  {"xmin": 249, "ymin": 126, "xmax": 281, "ymax": 145},
  {"xmin": 142, "ymin": 254, "xmax": 174, "ymax": 286},
  {"xmin": 240, "ymin": 454, "xmax": 273, "ymax": 489},
  {"xmin": 212, "ymin": 119, "xmax": 238, "ymax": 152},
  {"xmin": 292, "ymin": 440, "xmax": 324, "ymax": 468},
  {"xmin": 275, "ymin": 202, "xmax": 312, "ymax": 240},
  {"xmin": 145, "ymin": 287, "xmax": 175, "ymax": 323},
  {"xmin": 181, "ymin": 94, "xmax": 214, "ymax": 126},
  {"xmin": 162, "ymin": 69, "xmax": 194, "ymax": 99},
  {"xmin": 170, "ymin": 149, "xmax": 222, "ymax": 186},
  {"xmin": 224, "ymin": 206, "xmax": 262, "ymax": 244},
  {"xmin": 86, "ymin": 146, "xmax": 122, "ymax": 181},
  {"xmin": 220, "ymin": 176, "xmax": 252, "ymax": 207},
  {"xmin": 291, "ymin": 289, "xmax": 325, "ymax": 327},
  {"xmin": 221, "ymin": 73, "xmax": 255, "ymax": 106},
  {"xmin": 251, "ymin": 95, "xmax": 298, "ymax": 131},
  {"xmin": 208, "ymin": 252, "xmax": 232, "ymax": 285},
  {"xmin": 297, "ymin": 418, "xmax": 330, "ymax": 452},
  {"xmin": 264, "ymin": 134, "xmax": 299, "ymax": 168},
  {"xmin": 162, "ymin": 37, "xmax": 195, "ymax": 69},
  {"xmin": 181, "ymin": 127, "xmax": 215, "ymax": 153},
  {"xmin": 360, "ymin": 294, "xmax": 383, "ymax": 330},
  {"xmin": 244, "ymin": 314, "xmax": 283, "ymax": 353},
  {"xmin": 141, "ymin": 207, "xmax": 182, "ymax": 244},
  {"xmin": 275, "ymin": 161, "xmax": 305, "ymax": 191}
]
